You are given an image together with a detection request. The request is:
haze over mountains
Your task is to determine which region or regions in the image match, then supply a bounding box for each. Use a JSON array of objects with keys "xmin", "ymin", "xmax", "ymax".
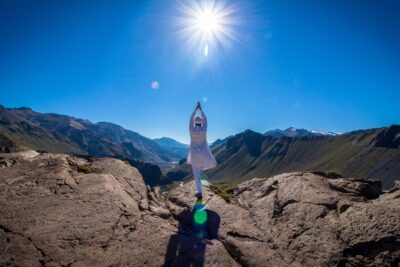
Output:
[{"xmin": 152, "ymin": 137, "xmax": 188, "ymax": 160}]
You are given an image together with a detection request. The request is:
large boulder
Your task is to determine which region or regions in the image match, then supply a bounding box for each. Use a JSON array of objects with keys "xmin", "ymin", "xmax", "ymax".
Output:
[
  {"xmin": 167, "ymin": 172, "xmax": 400, "ymax": 266},
  {"xmin": 0, "ymin": 152, "xmax": 171, "ymax": 266}
]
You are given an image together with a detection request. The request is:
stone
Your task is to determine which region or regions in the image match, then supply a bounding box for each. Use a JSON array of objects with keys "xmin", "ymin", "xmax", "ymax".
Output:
[
  {"xmin": 149, "ymin": 206, "xmax": 171, "ymax": 219},
  {"xmin": 166, "ymin": 172, "xmax": 400, "ymax": 266},
  {"xmin": 1, "ymin": 152, "xmax": 399, "ymax": 266}
]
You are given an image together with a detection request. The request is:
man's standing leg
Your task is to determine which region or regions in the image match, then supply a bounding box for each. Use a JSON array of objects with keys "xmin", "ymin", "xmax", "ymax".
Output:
[{"xmin": 193, "ymin": 166, "xmax": 202, "ymax": 194}]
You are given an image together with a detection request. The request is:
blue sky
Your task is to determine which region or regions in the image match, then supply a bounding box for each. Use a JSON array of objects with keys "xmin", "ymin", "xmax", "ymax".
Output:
[{"xmin": 1, "ymin": 0, "xmax": 399, "ymax": 144}]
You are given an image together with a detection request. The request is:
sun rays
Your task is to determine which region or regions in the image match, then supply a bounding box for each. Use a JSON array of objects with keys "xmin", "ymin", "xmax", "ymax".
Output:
[{"xmin": 174, "ymin": 0, "xmax": 240, "ymax": 59}]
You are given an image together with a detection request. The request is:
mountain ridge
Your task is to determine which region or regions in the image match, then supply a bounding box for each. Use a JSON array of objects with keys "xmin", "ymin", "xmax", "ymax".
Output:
[
  {"xmin": 264, "ymin": 127, "xmax": 339, "ymax": 138},
  {"xmin": 167, "ymin": 125, "xmax": 400, "ymax": 189},
  {"xmin": 0, "ymin": 105, "xmax": 180, "ymax": 163}
]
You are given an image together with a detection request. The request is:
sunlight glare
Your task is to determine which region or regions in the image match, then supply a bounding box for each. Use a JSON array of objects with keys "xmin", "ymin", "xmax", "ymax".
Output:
[
  {"xmin": 197, "ymin": 10, "xmax": 219, "ymax": 33},
  {"xmin": 175, "ymin": 0, "xmax": 239, "ymax": 59}
]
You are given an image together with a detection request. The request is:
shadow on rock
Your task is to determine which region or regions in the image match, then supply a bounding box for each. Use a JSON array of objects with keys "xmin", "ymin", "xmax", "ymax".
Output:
[{"xmin": 163, "ymin": 201, "xmax": 220, "ymax": 267}]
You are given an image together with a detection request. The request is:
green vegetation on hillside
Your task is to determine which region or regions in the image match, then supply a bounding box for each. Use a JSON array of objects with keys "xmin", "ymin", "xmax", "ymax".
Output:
[
  {"xmin": 209, "ymin": 183, "xmax": 237, "ymax": 202},
  {"xmin": 77, "ymin": 165, "xmax": 92, "ymax": 174},
  {"xmin": 310, "ymin": 170, "xmax": 343, "ymax": 178},
  {"xmin": 122, "ymin": 160, "xmax": 131, "ymax": 166}
]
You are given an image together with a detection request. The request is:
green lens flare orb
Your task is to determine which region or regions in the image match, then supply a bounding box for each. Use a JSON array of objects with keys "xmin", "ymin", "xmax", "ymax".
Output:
[{"xmin": 194, "ymin": 209, "xmax": 207, "ymax": 225}]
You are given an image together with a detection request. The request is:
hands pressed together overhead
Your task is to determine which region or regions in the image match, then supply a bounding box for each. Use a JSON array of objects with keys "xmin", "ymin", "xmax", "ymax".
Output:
[{"xmin": 196, "ymin": 101, "xmax": 203, "ymax": 111}]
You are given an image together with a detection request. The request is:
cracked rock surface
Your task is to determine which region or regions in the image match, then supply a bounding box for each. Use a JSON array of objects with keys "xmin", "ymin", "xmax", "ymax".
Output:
[{"xmin": 1, "ymin": 151, "xmax": 399, "ymax": 266}]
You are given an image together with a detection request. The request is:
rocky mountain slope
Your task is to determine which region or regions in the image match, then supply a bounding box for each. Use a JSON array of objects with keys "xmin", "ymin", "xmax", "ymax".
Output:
[
  {"xmin": 1, "ymin": 151, "xmax": 399, "ymax": 266},
  {"xmin": 170, "ymin": 125, "xmax": 400, "ymax": 189},
  {"xmin": 0, "ymin": 105, "xmax": 180, "ymax": 163}
]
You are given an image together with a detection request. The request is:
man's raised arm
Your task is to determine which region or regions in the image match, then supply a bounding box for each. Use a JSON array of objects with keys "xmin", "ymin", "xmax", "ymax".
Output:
[
  {"xmin": 200, "ymin": 109, "xmax": 207, "ymax": 129},
  {"xmin": 189, "ymin": 108, "xmax": 197, "ymax": 131}
]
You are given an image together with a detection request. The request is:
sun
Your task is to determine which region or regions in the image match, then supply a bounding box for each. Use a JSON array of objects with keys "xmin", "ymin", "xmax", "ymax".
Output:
[
  {"xmin": 175, "ymin": 0, "xmax": 239, "ymax": 58},
  {"xmin": 197, "ymin": 10, "xmax": 219, "ymax": 33},
  {"xmin": 194, "ymin": 8, "xmax": 222, "ymax": 56}
]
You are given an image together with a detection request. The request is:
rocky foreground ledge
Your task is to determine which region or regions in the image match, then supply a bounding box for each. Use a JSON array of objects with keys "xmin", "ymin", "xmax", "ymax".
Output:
[{"xmin": 0, "ymin": 151, "xmax": 399, "ymax": 267}]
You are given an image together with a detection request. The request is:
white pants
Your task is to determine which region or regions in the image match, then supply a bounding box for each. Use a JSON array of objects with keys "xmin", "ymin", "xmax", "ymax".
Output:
[{"xmin": 192, "ymin": 166, "xmax": 202, "ymax": 193}]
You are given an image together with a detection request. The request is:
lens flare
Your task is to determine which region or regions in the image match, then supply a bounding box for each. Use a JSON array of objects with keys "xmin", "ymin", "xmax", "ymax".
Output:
[
  {"xmin": 194, "ymin": 199, "xmax": 207, "ymax": 225},
  {"xmin": 194, "ymin": 208, "xmax": 207, "ymax": 224}
]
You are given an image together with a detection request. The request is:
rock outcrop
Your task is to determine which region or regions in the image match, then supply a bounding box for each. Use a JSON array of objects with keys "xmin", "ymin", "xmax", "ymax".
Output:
[{"xmin": 1, "ymin": 151, "xmax": 399, "ymax": 266}]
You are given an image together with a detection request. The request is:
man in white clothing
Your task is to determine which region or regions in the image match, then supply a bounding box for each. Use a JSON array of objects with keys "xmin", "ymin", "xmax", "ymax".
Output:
[{"xmin": 187, "ymin": 102, "xmax": 217, "ymax": 199}]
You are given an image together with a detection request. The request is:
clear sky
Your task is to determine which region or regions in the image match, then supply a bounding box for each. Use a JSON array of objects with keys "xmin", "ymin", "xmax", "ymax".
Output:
[{"xmin": 1, "ymin": 0, "xmax": 399, "ymax": 144}]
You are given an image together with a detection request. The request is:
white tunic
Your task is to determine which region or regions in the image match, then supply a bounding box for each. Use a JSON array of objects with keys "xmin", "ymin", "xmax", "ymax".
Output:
[{"xmin": 186, "ymin": 110, "xmax": 217, "ymax": 170}]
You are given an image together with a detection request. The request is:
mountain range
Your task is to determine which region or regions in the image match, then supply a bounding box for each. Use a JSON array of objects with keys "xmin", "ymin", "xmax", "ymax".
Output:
[
  {"xmin": 168, "ymin": 126, "xmax": 400, "ymax": 189},
  {"xmin": 209, "ymin": 127, "xmax": 338, "ymax": 149},
  {"xmin": 1, "ymin": 105, "xmax": 399, "ymax": 189},
  {"xmin": 0, "ymin": 105, "xmax": 180, "ymax": 163}
]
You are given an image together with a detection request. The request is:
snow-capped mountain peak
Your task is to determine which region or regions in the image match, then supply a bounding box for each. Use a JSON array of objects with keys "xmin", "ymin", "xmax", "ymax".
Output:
[{"xmin": 264, "ymin": 127, "xmax": 339, "ymax": 138}]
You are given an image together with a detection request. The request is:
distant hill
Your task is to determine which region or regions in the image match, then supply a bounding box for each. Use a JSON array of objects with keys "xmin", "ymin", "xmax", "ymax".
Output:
[
  {"xmin": 264, "ymin": 127, "xmax": 338, "ymax": 138},
  {"xmin": 167, "ymin": 126, "xmax": 400, "ymax": 189},
  {"xmin": 153, "ymin": 137, "xmax": 188, "ymax": 160},
  {"xmin": 0, "ymin": 105, "xmax": 180, "ymax": 163}
]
